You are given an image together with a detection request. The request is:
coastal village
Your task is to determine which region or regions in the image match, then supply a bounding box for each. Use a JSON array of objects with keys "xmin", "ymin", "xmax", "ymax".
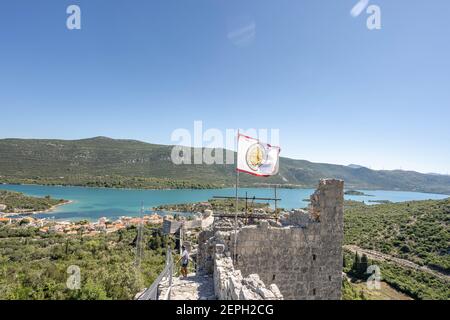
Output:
[
  {"xmin": 0, "ymin": 201, "xmax": 215, "ymax": 237},
  {"xmin": 0, "ymin": 196, "xmax": 243, "ymax": 238},
  {"xmin": 0, "ymin": 212, "xmax": 161, "ymax": 236}
]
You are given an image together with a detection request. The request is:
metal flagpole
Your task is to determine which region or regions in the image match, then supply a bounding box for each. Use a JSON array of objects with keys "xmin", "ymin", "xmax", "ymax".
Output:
[
  {"xmin": 234, "ymin": 130, "xmax": 239, "ymax": 263},
  {"xmin": 274, "ymin": 184, "xmax": 278, "ymax": 221}
]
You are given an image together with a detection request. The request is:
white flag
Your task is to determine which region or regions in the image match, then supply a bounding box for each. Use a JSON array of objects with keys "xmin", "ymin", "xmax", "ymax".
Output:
[{"xmin": 237, "ymin": 134, "xmax": 280, "ymax": 177}]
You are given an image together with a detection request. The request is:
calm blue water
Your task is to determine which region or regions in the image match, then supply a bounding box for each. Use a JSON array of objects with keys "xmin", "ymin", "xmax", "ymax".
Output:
[{"xmin": 0, "ymin": 184, "xmax": 448, "ymax": 221}]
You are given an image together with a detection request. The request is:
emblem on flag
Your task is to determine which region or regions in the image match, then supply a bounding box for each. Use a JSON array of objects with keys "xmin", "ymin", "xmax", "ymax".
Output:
[{"xmin": 237, "ymin": 134, "xmax": 280, "ymax": 176}]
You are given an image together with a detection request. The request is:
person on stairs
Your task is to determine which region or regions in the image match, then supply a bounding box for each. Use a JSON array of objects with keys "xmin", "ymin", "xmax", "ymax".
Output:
[{"xmin": 177, "ymin": 245, "xmax": 189, "ymax": 278}]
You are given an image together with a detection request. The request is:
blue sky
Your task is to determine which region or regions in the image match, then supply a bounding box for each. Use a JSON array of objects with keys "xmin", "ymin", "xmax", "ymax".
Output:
[{"xmin": 0, "ymin": 0, "xmax": 449, "ymax": 174}]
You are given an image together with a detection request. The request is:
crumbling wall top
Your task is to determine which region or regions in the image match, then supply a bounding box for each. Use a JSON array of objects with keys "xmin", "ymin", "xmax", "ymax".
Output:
[{"xmin": 310, "ymin": 179, "xmax": 344, "ymax": 222}]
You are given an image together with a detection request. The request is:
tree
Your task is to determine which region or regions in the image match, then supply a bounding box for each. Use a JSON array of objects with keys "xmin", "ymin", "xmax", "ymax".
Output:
[
  {"xmin": 350, "ymin": 252, "xmax": 369, "ymax": 279},
  {"xmin": 360, "ymin": 254, "xmax": 369, "ymax": 278},
  {"xmin": 149, "ymin": 234, "xmax": 162, "ymax": 250},
  {"xmin": 352, "ymin": 252, "xmax": 361, "ymax": 275}
]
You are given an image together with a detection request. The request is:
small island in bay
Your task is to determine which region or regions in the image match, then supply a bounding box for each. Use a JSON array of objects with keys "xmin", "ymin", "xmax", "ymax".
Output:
[
  {"xmin": 0, "ymin": 190, "xmax": 70, "ymax": 215},
  {"xmin": 155, "ymin": 198, "xmax": 272, "ymax": 214},
  {"xmin": 344, "ymin": 190, "xmax": 373, "ymax": 196}
]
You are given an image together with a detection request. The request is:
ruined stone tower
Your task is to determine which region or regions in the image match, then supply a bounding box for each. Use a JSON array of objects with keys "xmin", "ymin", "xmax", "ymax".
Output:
[{"xmin": 197, "ymin": 179, "xmax": 344, "ymax": 300}]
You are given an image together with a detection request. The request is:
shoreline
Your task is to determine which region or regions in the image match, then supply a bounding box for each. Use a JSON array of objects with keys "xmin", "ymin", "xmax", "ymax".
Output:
[
  {"xmin": 1, "ymin": 182, "xmax": 450, "ymax": 196},
  {"xmin": 2, "ymin": 200, "xmax": 73, "ymax": 216},
  {"xmin": 0, "ymin": 182, "xmax": 222, "ymax": 192}
]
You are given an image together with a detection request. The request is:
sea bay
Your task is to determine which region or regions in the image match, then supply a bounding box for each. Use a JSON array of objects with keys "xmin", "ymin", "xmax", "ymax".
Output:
[{"xmin": 0, "ymin": 184, "xmax": 448, "ymax": 221}]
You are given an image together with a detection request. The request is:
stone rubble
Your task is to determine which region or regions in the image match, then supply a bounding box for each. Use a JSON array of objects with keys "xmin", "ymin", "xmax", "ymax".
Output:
[{"xmin": 214, "ymin": 252, "xmax": 283, "ymax": 300}]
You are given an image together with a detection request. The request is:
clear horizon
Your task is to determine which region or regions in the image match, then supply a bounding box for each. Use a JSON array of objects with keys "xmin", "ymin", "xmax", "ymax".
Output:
[{"xmin": 1, "ymin": 1, "xmax": 449, "ymax": 174}]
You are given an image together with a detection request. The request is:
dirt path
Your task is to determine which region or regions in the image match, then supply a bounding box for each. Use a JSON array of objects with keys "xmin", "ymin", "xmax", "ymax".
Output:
[
  {"xmin": 158, "ymin": 273, "xmax": 216, "ymax": 300},
  {"xmin": 343, "ymin": 245, "xmax": 450, "ymax": 282},
  {"xmin": 351, "ymin": 280, "xmax": 413, "ymax": 300}
]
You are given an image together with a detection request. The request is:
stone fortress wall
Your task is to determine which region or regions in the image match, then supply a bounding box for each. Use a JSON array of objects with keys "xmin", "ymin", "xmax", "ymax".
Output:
[
  {"xmin": 196, "ymin": 179, "xmax": 344, "ymax": 300},
  {"xmin": 163, "ymin": 210, "xmax": 214, "ymax": 235}
]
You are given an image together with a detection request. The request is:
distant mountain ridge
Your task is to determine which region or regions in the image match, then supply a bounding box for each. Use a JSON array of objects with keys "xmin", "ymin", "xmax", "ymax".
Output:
[{"xmin": 0, "ymin": 137, "xmax": 449, "ymax": 194}]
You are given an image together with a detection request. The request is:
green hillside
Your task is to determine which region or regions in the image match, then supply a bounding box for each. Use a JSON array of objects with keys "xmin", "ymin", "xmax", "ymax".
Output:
[
  {"xmin": 343, "ymin": 198, "xmax": 450, "ymax": 300},
  {"xmin": 1, "ymin": 137, "xmax": 449, "ymax": 193},
  {"xmin": 344, "ymin": 198, "xmax": 450, "ymax": 273},
  {"xmin": 0, "ymin": 224, "xmax": 167, "ymax": 300}
]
